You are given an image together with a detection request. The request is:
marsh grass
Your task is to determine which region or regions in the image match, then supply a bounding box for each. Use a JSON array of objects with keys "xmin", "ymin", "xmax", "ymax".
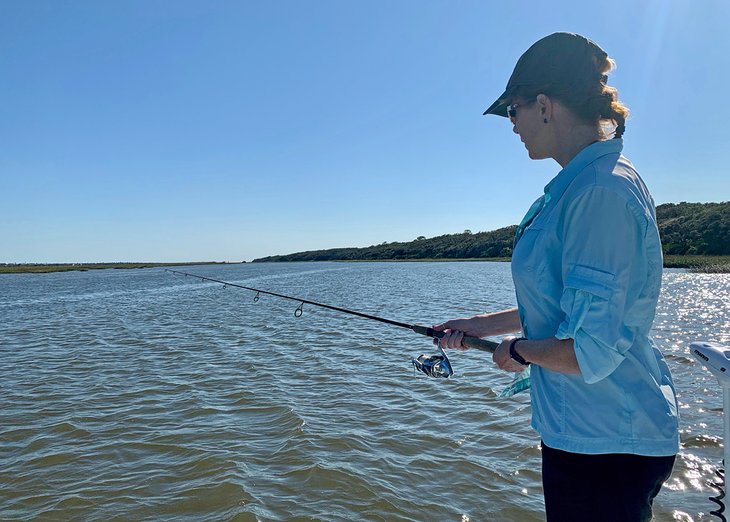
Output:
[
  {"xmin": 3, "ymin": 257, "xmax": 728, "ymax": 274},
  {"xmin": 0, "ymin": 262, "xmax": 229, "ymax": 274},
  {"xmin": 663, "ymin": 255, "xmax": 730, "ymax": 273}
]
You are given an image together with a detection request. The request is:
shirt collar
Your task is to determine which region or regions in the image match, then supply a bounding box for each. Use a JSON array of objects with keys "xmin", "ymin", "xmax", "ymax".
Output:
[{"xmin": 543, "ymin": 139, "xmax": 623, "ymax": 203}]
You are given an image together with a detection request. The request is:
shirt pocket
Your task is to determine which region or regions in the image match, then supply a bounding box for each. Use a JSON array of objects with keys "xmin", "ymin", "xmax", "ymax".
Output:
[
  {"xmin": 564, "ymin": 264, "xmax": 617, "ymax": 300},
  {"xmin": 512, "ymin": 223, "xmax": 547, "ymax": 274}
]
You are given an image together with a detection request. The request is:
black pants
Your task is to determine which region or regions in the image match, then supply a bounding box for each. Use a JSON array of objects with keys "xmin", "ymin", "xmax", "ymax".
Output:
[{"xmin": 541, "ymin": 442, "xmax": 676, "ymax": 522}]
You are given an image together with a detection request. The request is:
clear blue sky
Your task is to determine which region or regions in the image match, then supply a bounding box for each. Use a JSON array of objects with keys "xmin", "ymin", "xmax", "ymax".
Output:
[{"xmin": 2, "ymin": 0, "xmax": 728, "ymax": 263}]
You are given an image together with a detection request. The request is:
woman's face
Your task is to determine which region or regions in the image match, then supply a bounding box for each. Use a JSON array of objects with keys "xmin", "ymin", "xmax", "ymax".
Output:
[{"xmin": 508, "ymin": 97, "xmax": 549, "ymax": 160}]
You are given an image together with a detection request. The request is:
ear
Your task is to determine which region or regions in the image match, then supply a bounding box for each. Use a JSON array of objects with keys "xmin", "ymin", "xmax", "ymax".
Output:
[{"xmin": 536, "ymin": 94, "xmax": 553, "ymax": 122}]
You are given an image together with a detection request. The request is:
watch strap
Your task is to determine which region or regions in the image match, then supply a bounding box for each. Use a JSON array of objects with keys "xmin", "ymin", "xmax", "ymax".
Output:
[{"xmin": 509, "ymin": 337, "xmax": 529, "ymax": 366}]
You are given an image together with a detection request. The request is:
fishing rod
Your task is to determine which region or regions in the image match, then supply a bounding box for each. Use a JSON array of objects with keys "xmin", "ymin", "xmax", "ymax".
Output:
[{"xmin": 164, "ymin": 269, "xmax": 498, "ymax": 356}]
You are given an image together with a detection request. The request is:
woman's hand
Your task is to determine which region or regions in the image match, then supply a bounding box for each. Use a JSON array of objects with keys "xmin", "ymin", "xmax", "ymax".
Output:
[
  {"xmin": 432, "ymin": 318, "xmax": 484, "ymax": 351},
  {"xmin": 493, "ymin": 336, "xmax": 528, "ymax": 373},
  {"xmin": 432, "ymin": 309, "xmax": 522, "ymax": 352}
]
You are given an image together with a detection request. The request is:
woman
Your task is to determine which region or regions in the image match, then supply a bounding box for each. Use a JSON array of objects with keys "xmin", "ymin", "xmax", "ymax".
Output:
[{"xmin": 435, "ymin": 33, "xmax": 679, "ymax": 522}]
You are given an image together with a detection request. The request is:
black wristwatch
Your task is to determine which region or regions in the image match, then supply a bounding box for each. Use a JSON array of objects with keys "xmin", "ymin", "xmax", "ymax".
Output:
[{"xmin": 509, "ymin": 337, "xmax": 530, "ymax": 366}]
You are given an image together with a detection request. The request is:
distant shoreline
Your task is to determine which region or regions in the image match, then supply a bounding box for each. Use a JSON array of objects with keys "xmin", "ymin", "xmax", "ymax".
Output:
[
  {"xmin": 662, "ymin": 255, "xmax": 730, "ymax": 273},
  {"xmin": 3, "ymin": 256, "xmax": 729, "ymax": 274},
  {"xmin": 0, "ymin": 262, "xmax": 235, "ymax": 275}
]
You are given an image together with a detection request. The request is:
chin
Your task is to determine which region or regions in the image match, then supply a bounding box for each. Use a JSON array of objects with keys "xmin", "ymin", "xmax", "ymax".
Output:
[{"xmin": 526, "ymin": 148, "xmax": 548, "ymax": 161}]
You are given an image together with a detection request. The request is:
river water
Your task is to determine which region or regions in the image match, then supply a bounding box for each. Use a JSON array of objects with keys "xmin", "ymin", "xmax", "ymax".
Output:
[{"xmin": 1, "ymin": 262, "xmax": 729, "ymax": 521}]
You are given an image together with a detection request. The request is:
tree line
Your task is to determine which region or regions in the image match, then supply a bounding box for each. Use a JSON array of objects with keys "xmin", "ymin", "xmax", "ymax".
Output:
[
  {"xmin": 656, "ymin": 202, "xmax": 730, "ymax": 255},
  {"xmin": 252, "ymin": 202, "xmax": 729, "ymax": 262}
]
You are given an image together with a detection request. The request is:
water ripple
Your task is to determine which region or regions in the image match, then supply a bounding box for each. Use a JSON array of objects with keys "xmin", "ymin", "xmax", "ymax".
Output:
[{"xmin": 1, "ymin": 263, "xmax": 728, "ymax": 520}]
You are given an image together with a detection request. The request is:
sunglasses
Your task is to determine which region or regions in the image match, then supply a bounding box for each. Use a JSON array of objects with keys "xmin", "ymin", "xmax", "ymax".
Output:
[{"xmin": 506, "ymin": 99, "xmax": 536, "ymax": 120}]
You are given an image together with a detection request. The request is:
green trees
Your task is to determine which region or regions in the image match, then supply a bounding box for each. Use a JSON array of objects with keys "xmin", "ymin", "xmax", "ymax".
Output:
[
  {"xmin": 253, "ymin": 226, "xmax": 518, "ymax": 262},
  {"xmin": 252, "ymin": 202, "xmax": 729, "ymax": 262},
  {"xmin": 657, "ymin": 202, "xmax": 730, "ymax": 255}
]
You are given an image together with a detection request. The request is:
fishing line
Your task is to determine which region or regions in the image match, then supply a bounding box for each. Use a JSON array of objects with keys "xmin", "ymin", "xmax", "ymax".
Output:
[{"xmin": 164, "ymin": 268, "xmax": 498, "ymax": 377}]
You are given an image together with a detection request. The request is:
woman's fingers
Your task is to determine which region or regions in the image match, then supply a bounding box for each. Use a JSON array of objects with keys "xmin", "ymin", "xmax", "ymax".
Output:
[{"xmin": 436, "ymin": 329, "xmax": 466, "ymax": 350}]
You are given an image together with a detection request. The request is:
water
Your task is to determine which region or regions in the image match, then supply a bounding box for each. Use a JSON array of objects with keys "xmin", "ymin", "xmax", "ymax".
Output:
[{"xmin": 1, "ymin": 262, "xmax": 729, "ymax": 521}]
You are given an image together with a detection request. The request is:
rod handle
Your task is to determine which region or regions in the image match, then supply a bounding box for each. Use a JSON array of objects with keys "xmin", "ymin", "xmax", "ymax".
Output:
[{"xmin": 411, "ymin": 325, "xmax": 498, "ymax": 353}]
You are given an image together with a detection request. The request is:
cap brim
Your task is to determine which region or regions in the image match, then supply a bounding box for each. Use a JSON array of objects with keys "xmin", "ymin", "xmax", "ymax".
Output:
[{"xmin": 483, "ymin": 89, "xmax": 510, "ymax": 117}]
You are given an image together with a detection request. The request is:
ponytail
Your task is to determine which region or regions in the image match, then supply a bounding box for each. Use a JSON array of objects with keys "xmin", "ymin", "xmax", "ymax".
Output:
[{"xmin": 595, "ymin": 57, "xmax": 629, "ymax": 139}]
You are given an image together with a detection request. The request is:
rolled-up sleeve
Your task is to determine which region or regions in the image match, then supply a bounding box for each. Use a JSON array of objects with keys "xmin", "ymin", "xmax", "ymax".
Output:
[{"xmin": 555, "ymin": 186, "xmax": 645, "ymax": 384}]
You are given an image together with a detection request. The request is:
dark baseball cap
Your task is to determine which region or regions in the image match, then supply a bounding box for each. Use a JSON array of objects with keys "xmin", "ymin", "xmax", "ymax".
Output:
[{"xmin": 483, "ymin": 32, "xmax": 608, "ymax": 117}]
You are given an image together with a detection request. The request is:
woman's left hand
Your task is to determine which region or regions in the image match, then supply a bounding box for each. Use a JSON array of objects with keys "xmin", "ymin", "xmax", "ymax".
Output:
[{"xmin": 493, "ymin": 336, "xmax": 528, "ymax": 373}]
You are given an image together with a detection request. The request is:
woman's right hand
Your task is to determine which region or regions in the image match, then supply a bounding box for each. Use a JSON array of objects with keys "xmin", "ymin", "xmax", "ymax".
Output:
[
  {"xmin": 432, "ymin": 309, "xmax": 521, "ymax": 350},
  {"xmin": 432, "ymin": 318, "xmax": 484, "ymax": 350}
]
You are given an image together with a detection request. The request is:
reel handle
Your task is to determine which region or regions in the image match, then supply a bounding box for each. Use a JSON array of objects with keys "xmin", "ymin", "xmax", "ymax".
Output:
[{"xmin": 411, "ymin": 325, "xmax": 498, "ymax": 353}]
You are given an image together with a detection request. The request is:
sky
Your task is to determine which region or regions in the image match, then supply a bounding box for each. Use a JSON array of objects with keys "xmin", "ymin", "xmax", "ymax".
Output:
[{"xmin": 1, "ymin": 0, "xmax": 728, "ymax": 263}]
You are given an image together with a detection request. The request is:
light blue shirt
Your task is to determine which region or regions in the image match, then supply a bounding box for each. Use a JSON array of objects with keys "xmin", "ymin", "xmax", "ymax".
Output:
[{"xmin": 511, "ymin": 139, "xmax": 680, "ymax": 456}]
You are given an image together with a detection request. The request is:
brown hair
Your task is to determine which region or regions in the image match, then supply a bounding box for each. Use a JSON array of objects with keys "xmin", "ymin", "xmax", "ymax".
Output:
[{"xmin": 513, "ymin": 54, "xmax": 629, "ymax": 139}]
